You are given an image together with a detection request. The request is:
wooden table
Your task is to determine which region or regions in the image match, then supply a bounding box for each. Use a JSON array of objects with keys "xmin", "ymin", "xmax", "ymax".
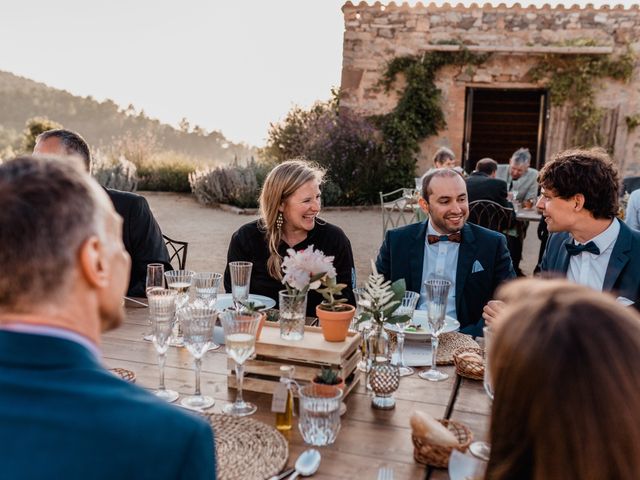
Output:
[
  {"xmin": 101, "ymin": 307, "xmax": 489, "ymax": 479},
  {"xmin": 515, "ymin": 206, "xmax": 542, "ymax": 222}
]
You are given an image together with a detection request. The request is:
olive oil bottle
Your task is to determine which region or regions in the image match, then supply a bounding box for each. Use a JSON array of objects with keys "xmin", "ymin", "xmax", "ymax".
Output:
[{"xmin": 275, "ymin": 365, "xmax": 294, "ymax": 431}]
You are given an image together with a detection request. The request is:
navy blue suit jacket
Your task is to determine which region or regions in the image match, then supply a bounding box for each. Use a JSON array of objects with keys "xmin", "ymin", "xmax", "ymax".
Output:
[
  {"xmin": 376, "ymin": 221, "xmax": 516, "ymax": 336},
  {"xmin": 540, "ymin": 219, "xmax": 640, "ymax": 308},
  {"xmin": 0, "ymin": 331, "xmax": 216, "ymax": 480}
]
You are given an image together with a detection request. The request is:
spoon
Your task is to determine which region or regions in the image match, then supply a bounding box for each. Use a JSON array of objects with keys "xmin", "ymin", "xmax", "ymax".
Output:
[{"xmin": 289, "ymin": 449, "xmax": 321, "ymax": 479}]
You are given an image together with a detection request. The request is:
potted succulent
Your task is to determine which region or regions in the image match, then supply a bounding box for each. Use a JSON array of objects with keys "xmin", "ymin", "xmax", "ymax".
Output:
[
  {"xmin": 311, "ymin": 366, "xmax": 345, "ymax": 395},
  {"xmin": 316, "ymin": 276, "xmax": 356, "ymax": 342},
  {"xmin": 238, "ymin": 300, "xmax": 267, "ymax": 341}
]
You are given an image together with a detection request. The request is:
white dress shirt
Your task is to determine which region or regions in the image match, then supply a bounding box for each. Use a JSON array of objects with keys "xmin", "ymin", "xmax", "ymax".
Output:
[
  {"xmin": 567, "ymin": 219, "xmax": 620, "ymax": 292},
  {"xmin": 417, "ymin": 222, "xmax": 459, "ymax": 319}
]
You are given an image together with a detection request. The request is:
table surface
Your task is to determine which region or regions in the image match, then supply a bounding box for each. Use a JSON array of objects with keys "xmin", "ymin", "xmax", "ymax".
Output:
[{"xmin": 101, "ymin": 306, "xmax": 490, "ymax": 480}]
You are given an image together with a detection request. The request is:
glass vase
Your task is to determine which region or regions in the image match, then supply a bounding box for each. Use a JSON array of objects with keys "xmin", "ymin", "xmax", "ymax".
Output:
[
  {"xmin": 279, "ymin": 290, "xmax": 307, "ymax": 341},
  {"xmin": 366, "ymin": 323, "xmax": 390, "ymax": 365}
]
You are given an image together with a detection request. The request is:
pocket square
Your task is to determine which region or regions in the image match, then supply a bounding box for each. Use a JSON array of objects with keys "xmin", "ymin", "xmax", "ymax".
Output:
[{"xmin": 472, "ymin": 260, "xmax": 484, "ymax": 273}]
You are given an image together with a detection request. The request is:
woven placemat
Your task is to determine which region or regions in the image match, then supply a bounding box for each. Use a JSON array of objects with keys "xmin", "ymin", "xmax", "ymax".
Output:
[
  {"xmin": 437, "ymin": 333, "xmax": 479, "ymax": 365},
  {"xmin": 109, "ymin": 367, "xmax": 136, "ymax": 383},
  {"xmin": 206, "ymin": 413, "xmax": 288, "ymax": 480}
]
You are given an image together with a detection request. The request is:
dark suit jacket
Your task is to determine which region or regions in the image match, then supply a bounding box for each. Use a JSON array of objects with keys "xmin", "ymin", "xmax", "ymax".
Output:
[
  {"xmin": 540, "ymin": 219, "xmax": 640, "ymax": 308},
  {"xmin": 0, "ymin": 330, "xmax": 216, "ymax": 479},
  {"xmin": 108, "ymin": 189, "xmax": 172, "ymax": 297},
  {"xmin": 466, "ymin": 172, "xmax": 512, "ymax": 208},
  {"xmin": 376, "ymin": 221, "xmax": 516, "ymax": 336}
]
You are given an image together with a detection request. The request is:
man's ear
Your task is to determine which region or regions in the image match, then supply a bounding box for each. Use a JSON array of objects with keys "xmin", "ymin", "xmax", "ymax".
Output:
[
  {"xmin": 573, "ymin": 193, "xmax": 586, "ymax": 211},
  {"xmin": 78, "ymin": 236, "xmax": 109, "ymax": 288},
  {"xmin": 418, "ymin": 196, "xmax": 430, "ymax": 216}
]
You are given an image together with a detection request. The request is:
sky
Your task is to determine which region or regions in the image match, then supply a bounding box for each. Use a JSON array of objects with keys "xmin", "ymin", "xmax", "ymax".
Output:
[{"xmin": 1, "ymin": 0, "xmax": 637, "ymax": 147}]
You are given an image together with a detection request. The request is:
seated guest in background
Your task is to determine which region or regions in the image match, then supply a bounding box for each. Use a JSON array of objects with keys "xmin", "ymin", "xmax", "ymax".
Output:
[
  {"xmin": 496, "ymin": 147, "xmax": 538, "ymax": 206},
  {"xmin": 625, "ymin": 188, "xmax": 640, "ymax": 230},
  {"xmin": 537, "ymin": 148, "xmax": 640, "ymax": 307},
  {"xmin": 376, "ymin": 168, "xmax": 515, "ymax": 336},
  {"xmin": 0, "ymin": 156, "xmax": 215, "ymax": 479},
  {"xmin": 486, "ymin": 278, "xmax": 640, "ymax": 480},
  {"xmin": 225, "ymin": 160, "xmax": 355, "ymax": 316},
  {"xmin": 466, "ymin": 158, "xmax": 512, "ymax": 207},
  {"xmin": 33, "ymin": 129, "xmax": 171, "ymax": 297},
  {"xmin": 431, "ymin": 146, "xmax": 457, "ymax": 170}
]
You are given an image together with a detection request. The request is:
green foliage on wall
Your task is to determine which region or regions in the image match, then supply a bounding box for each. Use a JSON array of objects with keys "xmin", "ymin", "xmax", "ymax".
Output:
[
  {"xmin": 374, "ymin": 45, "xmax": 490, "ymax": 180},
  {"xmin": 528, "ymin": 47, "xmax": 635, "ymax": 146},
  {"xmin": 626, "ymin": 113, "xmax": 640, "ymax": 131}
]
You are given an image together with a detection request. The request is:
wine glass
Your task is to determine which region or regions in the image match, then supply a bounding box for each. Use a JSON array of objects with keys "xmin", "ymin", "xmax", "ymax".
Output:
[
  {"xmin": 509, "ymin": 189, "xmax": 519, "ymax": 207},
  {"xmin": 181, "ymin": 305, "xmax": 217, "ymax": 409},
  {"xmin": 164, "ymin": 270, "xmax": 194, "ymax": 346},
  {"xmin": 193, "ymin": 272, "xmax": 222, "ymax": 308},
  {"xmin": 221, "ymin": 310, "xmax": 261, "ymax": 416},
  {"xmin": 419, "ymin": 278, "xmax": 452, "ymax": 382},
  {"xmin": 144, "ymin": 263, "xmax": 165, "ymax": 341},
  {"xmin": 148, "ymin": 288, "xmax": 179, "ymax": 403},
  {"xmin": 353, "ymin": 287, "xmax": 370, "ymax": 372},
  {"xmin": 392, "ymin": 291, "xmax": 420, "ymax": 376},
  {"xmin": 469, "ymin": 326, "xmax": 494, "ymax": 461},
  {"xmin": 228, "ymin": 261, "xmax": 252, "ymax": 310}
]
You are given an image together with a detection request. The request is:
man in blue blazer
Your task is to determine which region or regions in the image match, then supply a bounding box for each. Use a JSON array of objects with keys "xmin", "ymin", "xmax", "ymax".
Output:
[
  {"xmin": 537, "ymin": 149, "xmax": 640, "ymax": 307},
  {"xmin": 0, "ymin": 156, "xmax": 216, "ymax": 479},
  {"xmin": 376, "ymin": 169, "xmax": 516, "ymax": 336}
]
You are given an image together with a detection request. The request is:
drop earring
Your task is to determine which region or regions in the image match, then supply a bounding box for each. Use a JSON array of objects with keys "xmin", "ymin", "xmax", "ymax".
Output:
[{"xmin": 276, "ymin": 212, "xmax": 284, "ymax": 230}]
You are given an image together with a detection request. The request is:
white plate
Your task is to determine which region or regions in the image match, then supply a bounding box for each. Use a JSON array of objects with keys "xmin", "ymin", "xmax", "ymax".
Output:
[
  {"xmin": 214, "ymin": 293, "xmax": 276, "ymax": 311},
  {"xmin": 385, "ymin": 310, "xmax": 460, "ymax": 340}
]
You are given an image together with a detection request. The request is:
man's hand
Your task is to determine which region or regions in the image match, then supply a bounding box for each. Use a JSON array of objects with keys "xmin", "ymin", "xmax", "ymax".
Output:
[{"xmin": 483, "ymin": 300, "xmax": 507, "ymax": 329}]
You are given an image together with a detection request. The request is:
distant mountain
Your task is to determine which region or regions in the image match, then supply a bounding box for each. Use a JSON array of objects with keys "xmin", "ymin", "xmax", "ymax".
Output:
[{"xmin": 0, "ymin": 70, "xmax": 255, "ymax": 163}]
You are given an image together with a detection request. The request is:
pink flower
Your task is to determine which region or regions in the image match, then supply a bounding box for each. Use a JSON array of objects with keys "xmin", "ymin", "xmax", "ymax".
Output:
[{"xmin": 281, "ymin": 245, "xmax": 336, "ymax": 294}]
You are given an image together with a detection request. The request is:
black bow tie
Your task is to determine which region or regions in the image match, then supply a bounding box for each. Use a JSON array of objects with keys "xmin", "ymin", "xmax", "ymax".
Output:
[
  {"xmin": 565, "ymin": 241, "xmax": 600, "ymax": 256},
  {"xmin": 427, "ymin": 232, "xmax": 462, "ymax": 244}
]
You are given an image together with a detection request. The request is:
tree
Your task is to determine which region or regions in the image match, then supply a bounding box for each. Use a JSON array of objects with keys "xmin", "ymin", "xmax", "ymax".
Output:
[{"xmin": 23, "ymin": 117, "xmax": 62, "ymax": 152}]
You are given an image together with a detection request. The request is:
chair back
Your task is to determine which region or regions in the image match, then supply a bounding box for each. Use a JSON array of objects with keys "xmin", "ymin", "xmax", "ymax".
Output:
[
  {"xmin": 468, "ymin": 200, "xmax": 515, "ymax": 233},
  {"xmin": 380, "ymin": 188, "xmax": 423, "ymax": 237},
  {"xmin": 163, "ymin": 234, "xmax": 189, "ymax": 270},
  {"xmin": 623, "ymin": 176, "xmax": 640, "ymax": 195}
]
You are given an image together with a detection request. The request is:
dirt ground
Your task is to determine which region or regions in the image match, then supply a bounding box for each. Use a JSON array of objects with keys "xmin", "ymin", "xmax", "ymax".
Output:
[{"xmin": 143, "ymin": 192, "xmax": 541, "ymax": 284}]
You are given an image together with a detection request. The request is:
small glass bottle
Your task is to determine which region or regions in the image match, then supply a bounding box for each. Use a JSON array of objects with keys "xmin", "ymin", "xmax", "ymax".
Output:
[{"xmin": 275, "ymin": 365, "xmax": 294, "ymax": 431}]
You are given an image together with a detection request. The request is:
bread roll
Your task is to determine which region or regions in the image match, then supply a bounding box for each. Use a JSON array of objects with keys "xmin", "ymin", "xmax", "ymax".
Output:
[
  {"xmin": 410, "ymin": 410, "xmax": 459, "ymax": 447},
  {"xmin": 457, "ymin": 351, "xmax": 483, "ymax": 364}
]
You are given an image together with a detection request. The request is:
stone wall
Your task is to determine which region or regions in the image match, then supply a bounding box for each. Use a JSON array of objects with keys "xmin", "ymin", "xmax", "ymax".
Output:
[{"xmin": 340, "ymin": 1, "xmax": 640, "ymax": 176}]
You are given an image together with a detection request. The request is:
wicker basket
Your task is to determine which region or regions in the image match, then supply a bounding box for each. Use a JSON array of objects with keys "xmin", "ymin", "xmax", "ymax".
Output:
[
  {"xmin": 453, "ymin": 347, "xmax": 485, "ymax": 381},
  {"xmin": 412, "ymin": 419, "xmax": 473, "ymax": 468}
]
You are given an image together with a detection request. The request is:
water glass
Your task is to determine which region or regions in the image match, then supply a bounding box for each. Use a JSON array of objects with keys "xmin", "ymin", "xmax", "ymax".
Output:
[
  {"xmin": 392, "ymin": 291, "xmax": 420, "ymax": 377},
  {"xmin": 278, "ymin": 290, "xmax": 307, "ymax": 341},
  {"xmin": 419, "ymin": 278, "xmax": 452, "ymax": 382},
  {"xmin": 164, "ymin": 270, "xmax": 194, "ymax": 346},
  {"xmin": 181, "ymin": 305, "xmax": 217, "ymax": 409},
  {"xmin": 221, "ymin": 310, "xmax": 262, "ymax": 416},
  {"xmin": 228, "ymin": 261, "xmax": 252, "ymax": 310},
  {"xmin": 298, "ymin": 384, "xmax": 343, "ymax": 446},
  {"xmin": 193, "ymin": 272, "xmax": 222, "ymax": 308},
  {"xmin": 148, "ymin": 288, "xmax": 179, "ymax": 403},
  {"xmin": 146, "ymin": 263, "xmax": 165, "ymax": 295}
]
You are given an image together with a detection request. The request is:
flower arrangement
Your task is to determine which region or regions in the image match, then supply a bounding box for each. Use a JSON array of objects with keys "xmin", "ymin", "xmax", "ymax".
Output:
[
  {"xmin": 281, "ymin": 245, "xmax": 336, "ymax": 300},
  {"xmin": 358, "ymin": 262, "xmax": 411, "ymax": 326}
]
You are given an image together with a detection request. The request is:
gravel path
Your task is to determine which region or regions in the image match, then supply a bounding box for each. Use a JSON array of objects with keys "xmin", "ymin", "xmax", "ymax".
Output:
[{"xmin": 143, "ymin": 192, "xmax": 541, "ymax": 285}]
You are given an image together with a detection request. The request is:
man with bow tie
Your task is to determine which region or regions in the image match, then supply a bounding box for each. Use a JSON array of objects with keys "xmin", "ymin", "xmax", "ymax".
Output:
[
  {"xmin": 376, "ymin": 168, "xmax": 516, "ymax": 336},
  {"xmin": 537, "ymin": 149, "xmax": 640, "ymax": 307}
]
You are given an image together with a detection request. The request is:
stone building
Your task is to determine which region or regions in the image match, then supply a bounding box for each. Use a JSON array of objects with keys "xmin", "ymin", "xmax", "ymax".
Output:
[{"xmin": 339, "ymin": 1, "xmax": 640, "ymax": 177}]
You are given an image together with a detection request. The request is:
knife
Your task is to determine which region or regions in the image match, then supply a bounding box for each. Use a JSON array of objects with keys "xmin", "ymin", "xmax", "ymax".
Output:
[{"xmin": 267, "ymin": 467, "xmax": 295, "ymax": 480}]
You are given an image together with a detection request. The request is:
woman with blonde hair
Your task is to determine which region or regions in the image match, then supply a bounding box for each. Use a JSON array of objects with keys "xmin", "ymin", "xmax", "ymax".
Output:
[
  {"xmin": 224, "ymin": 160, "xmax": 355, "ymax": 316},
  {"xmin": 485, "ymin": 278, "xmax": 640, "ymax": 480}
]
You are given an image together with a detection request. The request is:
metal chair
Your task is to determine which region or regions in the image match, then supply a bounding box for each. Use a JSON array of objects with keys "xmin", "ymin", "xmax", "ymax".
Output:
[
  {"xmin": 163, "ymin": 234, "xmax": 188, "ymax": 270},
  {"xmin": 380, "ymin": 188, "xmax": 423, "ymax": 237},
  {"xmin": 468, "ymin": 200, "xmax": 516, "ymax": 233}
]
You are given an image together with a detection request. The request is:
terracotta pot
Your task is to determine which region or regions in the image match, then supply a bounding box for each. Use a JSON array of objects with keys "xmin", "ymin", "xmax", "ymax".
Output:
[
  {"xmin": 316, "ymin": 304, "xmax": 356, "ymax": 342},
  {"xmin": 311, "ymin": 377, "xmax": 345, "ymax": 397}
]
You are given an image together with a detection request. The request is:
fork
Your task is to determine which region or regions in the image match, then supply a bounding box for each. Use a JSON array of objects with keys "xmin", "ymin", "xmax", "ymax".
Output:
[{"xmin": 377, "ymin": 466, "xmax": 394, "ymax": 480}]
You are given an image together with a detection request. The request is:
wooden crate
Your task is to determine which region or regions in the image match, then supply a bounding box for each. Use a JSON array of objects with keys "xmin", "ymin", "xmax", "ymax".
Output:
[{"xmin": 227, "ymin": 321, "xmax": 362, "ymax": 397}]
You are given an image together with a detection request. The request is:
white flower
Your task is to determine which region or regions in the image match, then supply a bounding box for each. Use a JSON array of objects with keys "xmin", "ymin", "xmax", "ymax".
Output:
[{"xmin": 281, "ymin": 245, "xmax": 336, "ymax": 294}]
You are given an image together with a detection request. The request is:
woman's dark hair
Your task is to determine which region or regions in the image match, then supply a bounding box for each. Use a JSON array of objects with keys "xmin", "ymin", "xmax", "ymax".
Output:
[{"xmin": 538, "ymin": 148, "xmax": 619, "ymax": 219}]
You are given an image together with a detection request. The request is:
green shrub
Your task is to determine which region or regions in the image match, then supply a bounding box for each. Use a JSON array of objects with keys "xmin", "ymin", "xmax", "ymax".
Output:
[
  {"xmin": 133, "ymin": 152, "xmax": 198, "ymax": 192},
  {"xmin": 92, "ymin": 150, "xmax": 138, "ymax": 191},
  {"xmin": 190, "ymin": 160, "xmax": 268, "ymax": 208}
]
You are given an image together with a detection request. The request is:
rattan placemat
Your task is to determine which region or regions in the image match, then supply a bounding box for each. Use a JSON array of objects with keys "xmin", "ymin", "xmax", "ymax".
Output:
[
  {"xmin": 437, "ymin": 333, "xmax": 480, "ymax": 365},
  {"xmin": 109, "ymin": 367, "xmax": 136, "ymax": 383},
  {"xmin": 207, "ymin": 413, "xmax": 289, "ymax": 480}
]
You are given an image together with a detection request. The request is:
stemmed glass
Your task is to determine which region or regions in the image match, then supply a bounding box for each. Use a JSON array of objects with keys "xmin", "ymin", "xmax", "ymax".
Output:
[
  {"xmin": 469, "ymin": 326, "xmax": 494, "ymax": 461},
  {"xmin": 392, "ymin": 291, "xmax": 420, "ymax": 377},
  {"xmin": 221, "ymin": 310, "xmax": 261, "ymax": 416},
  {"xmin": 148, "ymin": 288, "xmax": 179, "ymax": 403},
  {"xmin": 419, "ymin": 278, "xmax": 452, "ymax": 382},
  {"xmin": 164, "ymin": 270, "xmax": 194, "ymax": 346},
  {"xmin": 193, "ymin": 272, "xmax": 222, "ymax": 308},
  {"xmin": 181, "ymin": 305, "xmax": 217, "ymax": 409},
  {"xmin": 228, "ymin": 261, "xmax": 252, "ymax": 310},
  {"xmin": 509, "ymin": 189, "xmax": 519, "ymax": 207},
  {"xmin": 144, "ymin": 263, "xmax": 165, "ymax": 341},
  {"xmin": 353, "ymin": 287, "xmax": 370, "ymax": 372}
]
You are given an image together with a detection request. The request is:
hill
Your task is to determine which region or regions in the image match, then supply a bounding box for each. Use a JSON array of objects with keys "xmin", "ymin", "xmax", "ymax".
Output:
[{"xmin": 0, "ymin": 70, "xmax": 255, "ymax": 163}]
